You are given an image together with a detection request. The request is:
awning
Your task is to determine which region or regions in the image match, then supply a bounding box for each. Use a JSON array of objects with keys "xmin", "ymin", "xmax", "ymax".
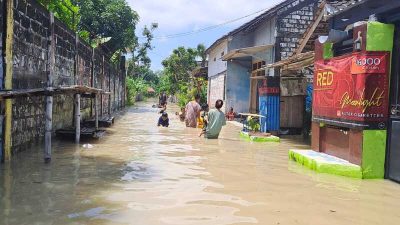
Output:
[{"xmin": 222, "ymin": 44, "xmax": 274, "ymax": 61}]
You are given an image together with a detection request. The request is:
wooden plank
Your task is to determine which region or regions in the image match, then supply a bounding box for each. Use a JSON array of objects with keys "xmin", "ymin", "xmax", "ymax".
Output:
[
  {"xmin": 280, "ymin": 96, "xmax": 304, "ymax": 128},
  {"xmin": 267, "ymin": 52, "xmax": 315, "ymax": 68}
]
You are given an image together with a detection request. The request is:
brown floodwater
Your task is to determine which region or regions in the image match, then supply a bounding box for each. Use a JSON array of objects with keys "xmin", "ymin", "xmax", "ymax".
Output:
[{"xmin": 1, "ymin": 101, "xmax": 400, "ymax": 225}]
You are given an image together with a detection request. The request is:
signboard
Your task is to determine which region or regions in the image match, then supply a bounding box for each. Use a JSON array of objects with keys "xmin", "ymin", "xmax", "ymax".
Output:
[
  {"xmin": 313, "ymin": 51, "xmax": 390, "ymax": 128},
  {"xmin": 258, "ymin": 77, "xmax": 280, "ymax": 96}
]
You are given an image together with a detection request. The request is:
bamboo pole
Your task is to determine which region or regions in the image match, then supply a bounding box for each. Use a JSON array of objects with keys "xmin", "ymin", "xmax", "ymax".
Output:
[
  {"xmin": 44, "ymin": 13, "xmax": 55, "ymax": 163},
  {"xmin": 75, "ymin": 94, "xmax": 81, "ymax": 143},
  {"xmin": 3, "ymin": 0, "xmax": 14, "ymax": 161}
]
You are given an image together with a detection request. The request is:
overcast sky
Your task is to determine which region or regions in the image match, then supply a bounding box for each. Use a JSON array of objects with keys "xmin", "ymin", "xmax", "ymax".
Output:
[{"xmin": 126, "ymin": 0, "xmax": 283, "ymax": 70}]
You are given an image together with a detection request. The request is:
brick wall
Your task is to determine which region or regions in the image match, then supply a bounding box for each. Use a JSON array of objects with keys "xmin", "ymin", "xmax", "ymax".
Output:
[
  {"xmin": 276, "ymin": 1, "xmax": 317, "ymax": 61},
  {"xmin": 9, "ymin": 0, "xmax": 126, "ymax": 152}
]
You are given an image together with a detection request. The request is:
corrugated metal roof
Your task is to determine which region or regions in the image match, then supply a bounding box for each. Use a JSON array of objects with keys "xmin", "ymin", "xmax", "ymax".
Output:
[
  {"xmin": 206, "ymin": 0, "xmax": 303, "ymax": 54},
  {"xmin": 325, "ymin": 0, "xmax": 368, "ymax": 17}
]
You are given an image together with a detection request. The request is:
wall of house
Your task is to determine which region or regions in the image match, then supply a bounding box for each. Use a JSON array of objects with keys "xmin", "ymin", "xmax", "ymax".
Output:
[
  {"xmin": 253, "ymin": 18, "xmax": 276, "ymax": 46},
  {"xmin": 226, "ymin": 61, "xmax": 251, "ymax": 113},
  {"xmin": 9, "ymin": 0, "xmax": 126, "ymax": 153},
  {"xmin": 208, "ymin": 73, "xmax": 226, "ymax": 110},
  {"xmin": 276, "ymin": 2, "xmax": 316, "ymax": 60},
  {"xmin": 208, "ymin": 41, "xmax": 228, "ymax": 77},
  {"xmin": 228, "ymin": 32, "xmax": 253, "ymax": 51}
]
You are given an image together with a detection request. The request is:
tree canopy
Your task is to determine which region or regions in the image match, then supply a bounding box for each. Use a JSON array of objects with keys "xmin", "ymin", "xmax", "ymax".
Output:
[
  {"xmin": 40, "ymin": 0, "xmax": 140, "ymax": 55},
  {"xmin": 77, "ymin": 0, "xmax": 139, "ymax": 54},
  {"xmin": 157, "ymin": 45, "xmax": 208, "ymax": 106},
  {"xmin": 38, "ymin": 0, "xmax": 80, "ymax": 30}
]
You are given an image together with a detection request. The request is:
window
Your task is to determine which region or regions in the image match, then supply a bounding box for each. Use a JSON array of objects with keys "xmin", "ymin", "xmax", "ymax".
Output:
[
  {"xmin": 252, "ymin": 61, "xmax": 266, "ymax": 77},
  {"xmin": 221, "ymin": 51, "xmax": 225, "ymax": 57}
]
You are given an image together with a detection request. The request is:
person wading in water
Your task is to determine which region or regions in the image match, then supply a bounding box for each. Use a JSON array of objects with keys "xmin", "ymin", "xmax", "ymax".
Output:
[
  {"xmin": 185, "ymin": 94, "xmax": 201, "ymax": 128},
  {"xmin": 205, "ymin": 99, "xmax": 226, "ymax": 139}
]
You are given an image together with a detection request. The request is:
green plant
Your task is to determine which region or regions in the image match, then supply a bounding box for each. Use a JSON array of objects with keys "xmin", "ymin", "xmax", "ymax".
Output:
[
  {"xmin": 247, "ymin": 116, "xmax": 260, "ymax": 132},
  {"xmin": 126, "ymin": 77, "xmax": 149, "ymax": 105}
]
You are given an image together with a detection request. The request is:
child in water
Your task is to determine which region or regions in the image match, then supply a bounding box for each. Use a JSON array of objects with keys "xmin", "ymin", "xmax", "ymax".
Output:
[
  {"xmin": 199, "ymin": 104, "xmax": 210, "ymax": 137},
  {"xmin": 157, "ymin": 112, "xmax": 169, "ymax": 127},
  {"xmin": 175, "ymin": 107, "xmax": 186, "ymax": 122}
]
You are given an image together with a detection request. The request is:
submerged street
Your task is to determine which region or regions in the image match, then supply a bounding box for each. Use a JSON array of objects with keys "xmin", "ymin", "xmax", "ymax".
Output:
[{"xmin": 1, "ymin": 102, "xmax": 400, "ymax": 225}]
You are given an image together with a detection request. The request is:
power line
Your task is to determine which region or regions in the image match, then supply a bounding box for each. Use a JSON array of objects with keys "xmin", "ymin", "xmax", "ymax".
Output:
[{"xmin": 139, "ymin": 6, "xmax": 272, "ymax": 40}]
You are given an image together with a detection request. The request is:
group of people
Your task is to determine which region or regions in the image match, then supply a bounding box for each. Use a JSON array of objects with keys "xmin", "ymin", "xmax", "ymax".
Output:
[
  {"xmin": 184, "ymin": 94, "xmax": 226, "ymax": 139},
  {"xmin": 157, "ymin": 94, "xmax": 227, "ymax": 139}
]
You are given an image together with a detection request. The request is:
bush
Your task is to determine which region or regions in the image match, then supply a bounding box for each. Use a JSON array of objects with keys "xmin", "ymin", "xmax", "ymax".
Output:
[{"xmin": 126, "ymin": 77, "xmax": 149, "ymax": 105}]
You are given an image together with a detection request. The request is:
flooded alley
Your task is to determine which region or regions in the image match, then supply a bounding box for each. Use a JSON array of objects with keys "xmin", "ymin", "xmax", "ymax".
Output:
[{"xmin": 1, "ymin": 102, "xmax": 400, "ymax": 225}]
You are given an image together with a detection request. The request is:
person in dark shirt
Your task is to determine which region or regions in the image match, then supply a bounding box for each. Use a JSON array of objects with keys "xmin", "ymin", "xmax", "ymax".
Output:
[{"xmin": 157, "ymin": 112, "xmax": 169, "ymax": 127}]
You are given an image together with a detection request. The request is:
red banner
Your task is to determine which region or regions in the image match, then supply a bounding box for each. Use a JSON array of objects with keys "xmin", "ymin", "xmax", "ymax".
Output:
[
  {"xmin": 258, "ymin": 77, "xmax": 280, "ymax": 96},
  {"xmin": 313, "ymin": 51, "xmax": 390, "ymax": 127}
]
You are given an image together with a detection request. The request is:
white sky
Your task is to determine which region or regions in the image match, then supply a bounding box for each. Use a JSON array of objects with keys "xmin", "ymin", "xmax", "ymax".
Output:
[{"xmin": 126, "ymin": 0, "xmax": 283, "ymax": 70}]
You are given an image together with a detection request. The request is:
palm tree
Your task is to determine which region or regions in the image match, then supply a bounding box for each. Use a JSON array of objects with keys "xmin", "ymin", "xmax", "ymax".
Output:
[{"xmin": 196, "ymin": 44, "xmax": 207, "ymax": 67}]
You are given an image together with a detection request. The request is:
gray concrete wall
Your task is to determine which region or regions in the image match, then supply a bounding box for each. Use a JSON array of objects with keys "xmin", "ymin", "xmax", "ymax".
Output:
[
  {"xmin": 9, "ymin": 0, "xmax": 126, "ymax": 152},
  {"xmin": 226, "ymin": 61, "xmax": 251, "ymax": 114}
]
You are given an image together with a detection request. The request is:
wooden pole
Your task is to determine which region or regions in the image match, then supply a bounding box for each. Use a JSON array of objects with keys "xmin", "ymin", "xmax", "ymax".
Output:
[
  {"xmin": 101, "ymin": 55, "xmax": 105, "ymax": 116},
  {"xmin": 72, "ymin": 33, "xmax": 79, "ymax": 129},
  {"xmin": 75, "ymin": 94, "xmax": 81, "ymax": 143},
  {"xmin": 90, "ymin": 48, "xmax": 95, "ymax": 117},
  {"xmin": 3, "ymin": 0, "xmax": 14, "ymax": 161},
  {"xmin": 44, "ymin": 13, "xmax": 55, "ymax": 163},
  {"xmin": 94, "ymin": 94, "xmax": 99, "ymax": 130},
  {"xmin": 108, "ymin": 67, "xmax": 111, "ymax": 115}
]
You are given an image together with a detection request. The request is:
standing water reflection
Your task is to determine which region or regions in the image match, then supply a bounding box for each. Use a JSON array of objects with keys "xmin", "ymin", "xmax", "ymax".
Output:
[{"xmin": 1, "ymin": 101, "xmax": 400, "ymax": 225}]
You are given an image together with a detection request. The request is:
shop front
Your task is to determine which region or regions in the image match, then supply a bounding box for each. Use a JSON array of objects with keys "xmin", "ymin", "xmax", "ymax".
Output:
[
  {"xmin": 311, "ymin": 21, "xmax": 393, "ymax": 178},
  {"xmin": 326, "ymin": 0, "xmax": 400, "ymax": 181}
]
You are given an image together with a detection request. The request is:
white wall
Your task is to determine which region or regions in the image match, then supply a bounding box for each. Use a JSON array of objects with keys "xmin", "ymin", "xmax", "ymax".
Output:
[
  {"xmin": 207, "ymin": 40, "xmax": 228, "ymax": 77},
  {"xmin": 208, "ymin": 73, "xmax": 226, "ymax": 112}
]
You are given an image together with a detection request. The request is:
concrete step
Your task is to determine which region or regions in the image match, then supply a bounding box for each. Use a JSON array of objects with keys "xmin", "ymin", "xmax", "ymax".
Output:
[{"xmin": 289, "ymin": 149, "xmax": 362, "ymax": 178}]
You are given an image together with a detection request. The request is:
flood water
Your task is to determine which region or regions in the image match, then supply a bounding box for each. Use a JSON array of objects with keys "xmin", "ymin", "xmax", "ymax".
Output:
[{"xmin": 2, "ymin": 101, "xmax": 400, "ymax": 225}]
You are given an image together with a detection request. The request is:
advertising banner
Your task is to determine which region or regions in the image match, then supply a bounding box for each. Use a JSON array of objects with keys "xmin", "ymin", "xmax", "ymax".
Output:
[{"xmin": 313, "ymin": 51, "xmax": 390, "ymax": 128}]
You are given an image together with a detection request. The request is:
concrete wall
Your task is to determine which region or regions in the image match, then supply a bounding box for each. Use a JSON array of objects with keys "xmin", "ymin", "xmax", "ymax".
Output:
[
  {"xmin": 208, "ymin": 73, "xmax": 226, "ymax": 111},
  {"xmin": 253, "ymin": 18, "xmax": 276, "ymax": 46},
  {"xmin": 208, "ymin": 40, "xmax": 228, "ymax": 77},
  {"xmin": 228, "ymin": 32, "xmax": 253, "ymax": 51},
  {"xmin": 226, "ymin": 61, "xmax": 251, "ymax": 113},
  {"xmin": 8, "ymin": 0, "xmax": 126, "ymax": 152}
]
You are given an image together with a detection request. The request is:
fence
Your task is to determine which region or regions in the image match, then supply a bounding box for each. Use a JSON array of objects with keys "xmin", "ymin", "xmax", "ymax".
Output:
[{"xmin": 0, "ymin": 0, "xmax": 126, "ymax": 160}]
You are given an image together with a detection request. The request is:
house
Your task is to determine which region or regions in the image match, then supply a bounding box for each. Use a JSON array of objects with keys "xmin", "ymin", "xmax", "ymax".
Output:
[{"xmin": 207, "ymin": 0, "xmax": 321, "ymax": 132}]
